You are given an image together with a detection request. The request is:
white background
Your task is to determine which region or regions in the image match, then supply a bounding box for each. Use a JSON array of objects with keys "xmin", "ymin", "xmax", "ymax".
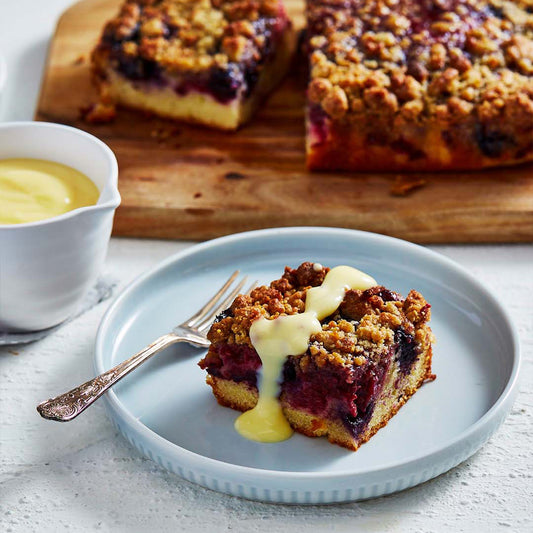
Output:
[{"xmin": 1, "ymin": 1, "xmax": 532, "ymax": 531}]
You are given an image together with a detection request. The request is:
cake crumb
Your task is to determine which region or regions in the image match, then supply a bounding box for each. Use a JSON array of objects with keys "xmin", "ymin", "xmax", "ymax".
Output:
[
  {"xmin": 224, "ymin": 172, "xmax": 245, "ymax": 180},
  {"xmin": 80, "ymin": 102, "xmax": 116, "ymax": 123},
  {"xmin": 73, "ymin": 54, "xmax": 86, "ymax": 65},
  {"xmin": 390, "ymin": 175, "xmax": 427, "ymax": 197}
]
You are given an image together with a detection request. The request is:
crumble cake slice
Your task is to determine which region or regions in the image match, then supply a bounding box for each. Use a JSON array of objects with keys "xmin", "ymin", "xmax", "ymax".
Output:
[
  {"xmin": 91, "ymin": 0, "xmax": 294, "ymax": 129},
  {"xmin": 306, "ymin": 0, "xmax": 533, "ymax": 171},
  {"xmin": 199, "ymin": 262, "xmax": 434, "ymax": 451}
]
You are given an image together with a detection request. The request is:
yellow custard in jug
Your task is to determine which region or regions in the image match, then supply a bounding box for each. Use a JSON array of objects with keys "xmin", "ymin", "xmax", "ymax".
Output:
[{"xmin": 0, "ymin": 158, "xmax": 99, "ymax": 224}]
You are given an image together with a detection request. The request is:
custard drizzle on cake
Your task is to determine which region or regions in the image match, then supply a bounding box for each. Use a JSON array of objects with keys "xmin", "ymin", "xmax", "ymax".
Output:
[{"xmin": 235, "ymin": 266, "xmax": 377, "ymax": 443}]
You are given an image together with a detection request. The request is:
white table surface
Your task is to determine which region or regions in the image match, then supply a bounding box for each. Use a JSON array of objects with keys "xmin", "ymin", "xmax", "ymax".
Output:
[{"xmin": 1, "ymin": 2, "xmax": 532, "ymax": 532}]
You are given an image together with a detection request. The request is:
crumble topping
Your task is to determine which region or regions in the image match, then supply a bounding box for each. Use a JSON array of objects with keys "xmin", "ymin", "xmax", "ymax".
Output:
[
  {"xmin": 307, "ymin": 0, "xmax": 533, "ymax": 154},
  {"xmin": 206, "ymin": 262, "xmax": 432, "ymax": 372},
  {"xmin": 95, "ymin": 0, "xmax": 288, "ymax": 73}
]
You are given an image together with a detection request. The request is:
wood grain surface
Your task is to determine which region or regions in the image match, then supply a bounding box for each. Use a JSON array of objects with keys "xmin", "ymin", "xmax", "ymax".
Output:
[{"xmin": 35, "ymin": 0, "xmax": 533, "ymax": 243}]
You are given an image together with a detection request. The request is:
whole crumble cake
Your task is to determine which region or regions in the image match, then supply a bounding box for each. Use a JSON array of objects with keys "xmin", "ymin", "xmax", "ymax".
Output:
[
  {"xmin": 306, "ymin": 0, "xmax": 533, "ymax": 171},
  {"xmin": 91, "ymin": 0, "xmax": 294, "ymax": 129},
  {"xmin": 199, "ymin": 262, "xmax": 435, "ymax": 451}
]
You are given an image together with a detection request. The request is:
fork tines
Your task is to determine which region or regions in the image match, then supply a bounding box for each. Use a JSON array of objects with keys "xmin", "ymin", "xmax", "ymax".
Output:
[{"xmin": 183, "ymin": 271, "xmax": 257, "ymax": 334}]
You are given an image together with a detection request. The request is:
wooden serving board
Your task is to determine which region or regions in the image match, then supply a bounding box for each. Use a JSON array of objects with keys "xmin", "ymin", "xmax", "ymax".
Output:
[{"xmin": 36, "ymin": 0, "xmax": 533, "ymax": 243}]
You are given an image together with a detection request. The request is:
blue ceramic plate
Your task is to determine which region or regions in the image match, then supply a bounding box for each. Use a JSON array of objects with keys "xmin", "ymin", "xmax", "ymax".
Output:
[{"xmin": 95, "ymin": 227, "xmax": 520, "ymax": 503}]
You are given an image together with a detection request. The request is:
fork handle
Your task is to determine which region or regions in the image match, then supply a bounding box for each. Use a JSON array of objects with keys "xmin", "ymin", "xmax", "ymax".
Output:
[{"xmin": 37, "ymin": 333, "xmax": 180, "ymax": 422}]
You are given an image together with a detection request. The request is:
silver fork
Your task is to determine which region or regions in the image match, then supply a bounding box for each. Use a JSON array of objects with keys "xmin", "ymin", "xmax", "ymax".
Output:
[{"xmin": 37, "ymin": 271, "xmax": 254, "ymax": 422}]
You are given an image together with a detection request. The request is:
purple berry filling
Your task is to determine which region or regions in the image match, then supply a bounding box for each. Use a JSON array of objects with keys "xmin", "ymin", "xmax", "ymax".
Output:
[
  {"xmin": 109, "ymin": 54, "xmax": 244, "ymax": 104},
  {"xmin": 204, "ymin": 325, "xmax": 421, "ymax": 438},
  {"xmin": 308, "ymin": 104, "xmax": 329, "ymax": 146},
  {"xmin": 373, "ymin": 287, "xmax": 401, "ymax": 302},
  {"xmin": 108, "ymin": 52, "xmax": 273, "ymax": 104},
  {"xmin": 394, "ymin": 328, "xmax": 420, "ymax": 373},
  {"xmin": 281, "ymin": 360, "xmax": 358, "ymax": 418},
  {"xmin": 204, "ymin": 333, "xmax": 420, "ymax": 438},
  {"xmin": 474, "ymin": 123, "xmax": 516, "ymax": 158},
  {"xmin": 118, "ymin": 56, "xmax": 164, "ymax": 83},
  {"xmin": 206, "ymin": 65, "xmax": 245, "ymax": 103},
  {"xmin": 282, "ymin": 348, "xmax": 394, "ymax": 438},
  {"xmin": 214, "ymin": 307, "xmax": 234, "ymax": 322},
  {"xmin": 204, "ymin": 344, "xmax": 260, "ymax": 387},
  {"xmin": 204, "ymin": 286, "xmax": 423, "ymax": 439},
  {"xmin": 101, "ymin": 11, "xmax": 286, "ymax": 104},
  {"xmin": 342, "ymin": 353, "xmax": 392, "ymax": 434}
]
